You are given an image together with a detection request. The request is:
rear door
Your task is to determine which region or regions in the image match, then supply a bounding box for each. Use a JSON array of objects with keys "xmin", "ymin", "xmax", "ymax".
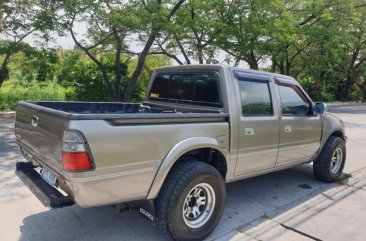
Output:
[
  {"xmin": 233, "ymin": 71, "xmax": 280, "ymax": 176},
  {"xmin": 275, "ymin": 79, "xmax": 322, "ymax": 166}
]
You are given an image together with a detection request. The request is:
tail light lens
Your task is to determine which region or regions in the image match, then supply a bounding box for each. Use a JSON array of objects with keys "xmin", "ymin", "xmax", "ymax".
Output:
[
  {"xmin": 62, "ymin": 130, "xmax": 94, "ymax": 172},
  {"xmin": 62, "ymin": 152, "xmax": 93, "ymax": 171}
]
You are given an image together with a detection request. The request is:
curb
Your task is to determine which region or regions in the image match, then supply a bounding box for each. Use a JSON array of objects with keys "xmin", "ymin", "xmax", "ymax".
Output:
[{"xmin": 0, "ymin": 111, "xmax": 16, "ymax": 119}]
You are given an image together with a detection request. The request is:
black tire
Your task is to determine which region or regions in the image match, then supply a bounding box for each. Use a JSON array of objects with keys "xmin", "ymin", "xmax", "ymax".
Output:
[
  {"xmin": 313, "ymin": 136, "xmax": 346, "ymax": 182},
  {"xmin": 155, "ymin": 161, "xmax": 226, "ymax": 241}
]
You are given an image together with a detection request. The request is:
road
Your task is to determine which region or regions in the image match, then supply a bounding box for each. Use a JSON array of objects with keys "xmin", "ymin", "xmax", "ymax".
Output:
[{"xmin": 0, "ymin": 104, "xmax": 365, "ymax": 241}]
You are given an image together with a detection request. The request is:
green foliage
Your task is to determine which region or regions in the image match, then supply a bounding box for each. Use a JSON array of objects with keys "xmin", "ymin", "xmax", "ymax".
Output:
[
  {"xmin": 350, "ymin": 84, "xmax": 362, "ymax": 102},
  {"xmin": 55, "ymin": 51, "xmax": 121, "ymax": 101},
  {"xmin": 298, "ymin": 77, "xmax": 317, "ymax": 99},
  {"xmin": 127, "ymin": 55, "xmax": 171, "ymax": 87},
  {"xmin": 2, "ymin": 0, "xmax": 366, "ymax": 104},
  {"xmin": 54, "ymin": 50, "xmax": 170, "ymax": 102},
  {"xmin": 0, "ymin": 79, "xmax": 74, "ymax": 111},
  {"xmin": 321, "ymin": 91, "xmax": 335, "ymax": 103},
  {"xmin": 10, "ymin": 48, "xmax": 58, "ymax": 82}
]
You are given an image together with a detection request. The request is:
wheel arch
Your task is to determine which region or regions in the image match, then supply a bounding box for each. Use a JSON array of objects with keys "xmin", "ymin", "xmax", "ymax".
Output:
[
  {"xmin": 146, "ymin": 137, "xmax": 228, "ymax": 200},
  {"xmin": 322, "ymin": 128, "xmax": 346, "ymax": 146},
  {"xmin": 329, "ymin": 129, "xmax": 345, "ymax": 140},
  {"xmin": 318, "ymin": 128, "xmax": 346, "ymax": 158}
]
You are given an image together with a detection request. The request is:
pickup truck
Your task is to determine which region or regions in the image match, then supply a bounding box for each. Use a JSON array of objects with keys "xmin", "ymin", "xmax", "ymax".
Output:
[{"xmin": 15, "ymin": 65, "xmax": 346, "ymax": 241}]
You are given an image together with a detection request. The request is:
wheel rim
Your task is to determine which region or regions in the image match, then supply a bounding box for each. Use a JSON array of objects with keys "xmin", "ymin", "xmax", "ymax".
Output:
[
  {"xmin": 182, "ymin": 183, "xmax": 216, "ymax": 229},
  {"xmin": 330, "ymin": 147, "xmax": 343, "ymax": 174}
]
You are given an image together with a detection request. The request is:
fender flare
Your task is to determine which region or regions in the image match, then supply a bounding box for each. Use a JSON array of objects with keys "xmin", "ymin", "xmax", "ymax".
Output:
[
  {"xmin": 322, "ymin": 128, "xmax": 346, "ymax": 146},
  {"xmin": 146, "ymin": 136, "xmax": 227, "ymax": 199}
]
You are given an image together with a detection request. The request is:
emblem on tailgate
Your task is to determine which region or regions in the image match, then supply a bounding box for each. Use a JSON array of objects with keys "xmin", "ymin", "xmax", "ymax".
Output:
[{"xmin": 31, "ymin": 115, "xmax": 39, "ymax": 127}]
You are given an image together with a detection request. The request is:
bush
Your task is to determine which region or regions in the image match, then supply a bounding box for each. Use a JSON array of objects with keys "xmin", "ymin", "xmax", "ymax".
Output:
[
  {"xmin": 350, "ymin": 84, "xmax": 362, "ymax": 102},
  {"xmin": 321, "ymin": 91, "xmax": 335, "ymax": 102},
  {"xmin": 298, "ymin": 77, "xmax": 317, "ymax": 100},
  {"xmin": 0, "ymin": 79, "xmax": 75, "ymax": 111}
]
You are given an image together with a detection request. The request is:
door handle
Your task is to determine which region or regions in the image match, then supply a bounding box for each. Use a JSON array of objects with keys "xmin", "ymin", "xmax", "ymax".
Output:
[
  {"xmin": 245, "ymin": 128, "xmax": 254, "ymax": 136},
  {"xmin": 31, "ymin": 115, "xmax": 39, "ymax": 127},
  {"xmin": 284, "ymin": 125, "xmax": 292, "ymax": 133}
]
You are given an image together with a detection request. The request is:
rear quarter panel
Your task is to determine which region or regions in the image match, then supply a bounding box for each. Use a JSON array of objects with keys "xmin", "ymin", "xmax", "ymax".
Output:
[{"xmin": 66, "ymin": 120, "xmax": 229, "ymax": 207}]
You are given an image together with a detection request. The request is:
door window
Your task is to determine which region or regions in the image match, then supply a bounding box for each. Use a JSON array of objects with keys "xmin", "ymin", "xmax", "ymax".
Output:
[
  {"xmin": 278, "ymin": 84, "xmax": 311, "ymax": 115},
  {"xmin": 238, "ymin": 80, "xmax": 273, "ymax": 116}
]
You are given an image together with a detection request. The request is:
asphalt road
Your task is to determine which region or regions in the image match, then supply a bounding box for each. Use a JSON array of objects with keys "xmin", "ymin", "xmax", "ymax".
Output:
[{"xmin": 0, "ymin": 104, "xmax": 365, "ymax": 241}]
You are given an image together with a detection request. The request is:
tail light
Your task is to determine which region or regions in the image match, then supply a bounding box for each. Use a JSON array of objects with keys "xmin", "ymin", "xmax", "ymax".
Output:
[{"xmin": 62, "ymin": 130, "xmax": 94, "ymax": 172}]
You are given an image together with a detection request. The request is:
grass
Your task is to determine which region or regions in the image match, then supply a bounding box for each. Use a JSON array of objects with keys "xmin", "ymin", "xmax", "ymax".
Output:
[
  {"xmin": 0, "ymin": 79, "xmax": 75, "ymax": 111},
  {"xmin": 337, "ymin": 173, "xmax": 352, "ymax": 184}
]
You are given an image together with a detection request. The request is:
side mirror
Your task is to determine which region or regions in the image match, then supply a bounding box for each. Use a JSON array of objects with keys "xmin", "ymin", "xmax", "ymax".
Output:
[{"xmin": 315, "ymin": 102, "xmax": 327, "ymax": 114}]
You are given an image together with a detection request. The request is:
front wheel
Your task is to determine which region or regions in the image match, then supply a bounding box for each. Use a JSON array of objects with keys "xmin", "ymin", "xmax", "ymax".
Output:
[
  {"xmin": 155, "ymin": 161, "xmax": 226, "ymax": 241},
  {"xmin": 313, "ymin": 136, "xmax": 346, "ymax": 182}
]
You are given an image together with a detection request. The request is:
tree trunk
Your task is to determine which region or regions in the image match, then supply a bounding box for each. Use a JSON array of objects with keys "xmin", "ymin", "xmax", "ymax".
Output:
[
  {"xmin": 248, "ymin": 51, "xmax": 259, "ymax": 70},
  {"xmin": 124, "ymin": 33, "xmax": 156, "ymax": 101},
  {"xmin": 114, "ymin": 32, "xmax": 123, "ymax": 101},
  {"xmin": 197, "ymin": 45, "xmax": 204, "ymax": 64},
  {"xmin": 271, "ymin": 58, "xmax": 277, "ymax": 73},
  {"xmin": 315, "ymin": 71, "xmax": 325, "ymax": 101},
  {"xmin": 279, "ymin": 62, "xmax": 285, "ymax": 75},
  {"xmin": 0, "ymin": 53, "xmax": 10, "ymax": 87},
  {"xmin": 362, "ymin": 86, "xmax": 366, "ymax": 102},
  {"xmin": 359, "ymin": 82, "xmax": 366, "ymax": 102},
  {"xmin": 285, "ymin": 60, "xmax": 291, "ymax": 76},
  {"xmin": 0, "ymin": 66, "xmax": 9, "ymax": 87},
  {"xmin": 345, "ymin": 74, "xmax": 354, "ymax": 101}
]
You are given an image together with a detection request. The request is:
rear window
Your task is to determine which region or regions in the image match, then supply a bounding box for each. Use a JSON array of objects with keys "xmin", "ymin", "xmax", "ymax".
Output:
[{"xmin": 148, "ymin": 72, "xmax": 221, "ymax": 107}]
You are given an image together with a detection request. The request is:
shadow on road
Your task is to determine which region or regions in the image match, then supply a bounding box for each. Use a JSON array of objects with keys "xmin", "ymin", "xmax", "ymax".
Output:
[{"xmin": 18, "ymin": 165, "xmax": 341, "ymax": 241}]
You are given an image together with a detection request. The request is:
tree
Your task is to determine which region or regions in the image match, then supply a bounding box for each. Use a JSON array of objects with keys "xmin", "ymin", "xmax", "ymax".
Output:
[
  {"xmin": 217, "ymin": 0, "xmax": 281, "ymax": 69},
  {"xmin": 53, "ymin": 0, "xmax": 186, "ymax": 101},
  {"xmin": 0, "ymin": 0, "xmax": 53, "ymax": 86},
  {"xmin": 123, "ymin": 0, "xmax": 186, "ymax": 101},
  {"xmin": 297, "ymin": 0, "xmax": 366, "ymax": 100},
  {"xmin": 330, "ymin": 2, "xmax": 366, "ymax": 100},
  {"xmin": 152, "ymin": 0, "xmax": 224, "ymax": 65},
  {"xmin": 53, "ymin": 0, "xmax": 133, "ymax": 100}
]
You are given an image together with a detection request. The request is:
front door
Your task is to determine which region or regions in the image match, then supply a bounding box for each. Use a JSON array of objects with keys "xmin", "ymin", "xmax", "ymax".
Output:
[
  {"xmin": 233, "ymin": 72, "xmax": 280, "ymax": 176},
  {"xmin": 275, "ymin": 80, "xmax": 322, "ymax": 166}
]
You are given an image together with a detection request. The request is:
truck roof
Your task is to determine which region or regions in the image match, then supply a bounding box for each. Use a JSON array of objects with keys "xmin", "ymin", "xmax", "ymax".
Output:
[{"xmin": 154, "ymin": 64, "xmax": 298, "ymax": 84}]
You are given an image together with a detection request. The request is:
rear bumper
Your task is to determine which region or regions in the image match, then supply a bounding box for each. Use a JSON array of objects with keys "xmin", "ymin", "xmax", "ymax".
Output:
[{"xmin": 15, "ymin": 162, "xmax": 74, "ymax": 208}]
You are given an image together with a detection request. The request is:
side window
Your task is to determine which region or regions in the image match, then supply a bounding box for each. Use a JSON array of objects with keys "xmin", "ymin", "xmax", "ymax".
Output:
[
  {"xmin": 238, "ymin": 80, "xmax": 273, "ymax": 116},
  {"xmin": 278, "ymin": 84, "xmax": 311, "ymax": 115}
]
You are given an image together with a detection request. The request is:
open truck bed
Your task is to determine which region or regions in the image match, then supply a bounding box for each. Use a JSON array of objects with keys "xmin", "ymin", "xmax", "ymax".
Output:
[{"xmin": 15, "ymin": 100, "xmax": 229, "ymax": 208}]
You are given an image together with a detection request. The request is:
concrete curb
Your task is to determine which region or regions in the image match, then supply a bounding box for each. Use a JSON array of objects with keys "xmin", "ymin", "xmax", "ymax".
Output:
[
  {"xmin": 326, "ymin": 102, "xmax": 366, "ymax": 107},
  {"xmin": 0, "ymin": 111, "xmax": 16, "ymax": 119}
]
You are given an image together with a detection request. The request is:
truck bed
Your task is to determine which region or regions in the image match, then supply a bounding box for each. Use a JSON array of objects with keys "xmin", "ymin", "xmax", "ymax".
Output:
[
  {"xmin": 15, "ymin": 100, "xmax": 229, "ymax": 207},
  {"xmin": 20, "ymin": 101, "xmax": 226, "ymax": 122}
]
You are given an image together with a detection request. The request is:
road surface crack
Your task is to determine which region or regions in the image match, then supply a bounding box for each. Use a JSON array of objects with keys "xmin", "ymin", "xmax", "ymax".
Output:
[{"xmin": 278, "ymin": 222, "xmax": 322, "ymax": 241}]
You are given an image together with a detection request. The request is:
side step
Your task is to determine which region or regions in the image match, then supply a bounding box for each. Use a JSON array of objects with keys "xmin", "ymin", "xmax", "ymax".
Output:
[{"xmin": 15, "ymin": 162, "xmax": 74, "ymax": 208}]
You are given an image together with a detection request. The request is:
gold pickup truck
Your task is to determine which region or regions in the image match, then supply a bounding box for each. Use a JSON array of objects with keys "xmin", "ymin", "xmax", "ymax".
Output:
[{"xmin": 15, "ymin": 65, "xmax": 346, "ymax": 241}]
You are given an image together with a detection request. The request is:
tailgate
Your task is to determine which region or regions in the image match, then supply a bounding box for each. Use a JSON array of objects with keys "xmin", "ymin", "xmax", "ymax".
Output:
[{"xmin": 15, "ymin": 102, "xmax": 67, "ymax": 174}]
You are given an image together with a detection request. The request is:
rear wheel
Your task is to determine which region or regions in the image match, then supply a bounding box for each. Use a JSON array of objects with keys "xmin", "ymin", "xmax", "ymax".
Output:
[
  {"xmin": 155, "ymin": 161, "xmax": 225, "ymax": 241},
  {"xmin": 313, "ymin": 136, "xmax": 346, "ymax": 182}
]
